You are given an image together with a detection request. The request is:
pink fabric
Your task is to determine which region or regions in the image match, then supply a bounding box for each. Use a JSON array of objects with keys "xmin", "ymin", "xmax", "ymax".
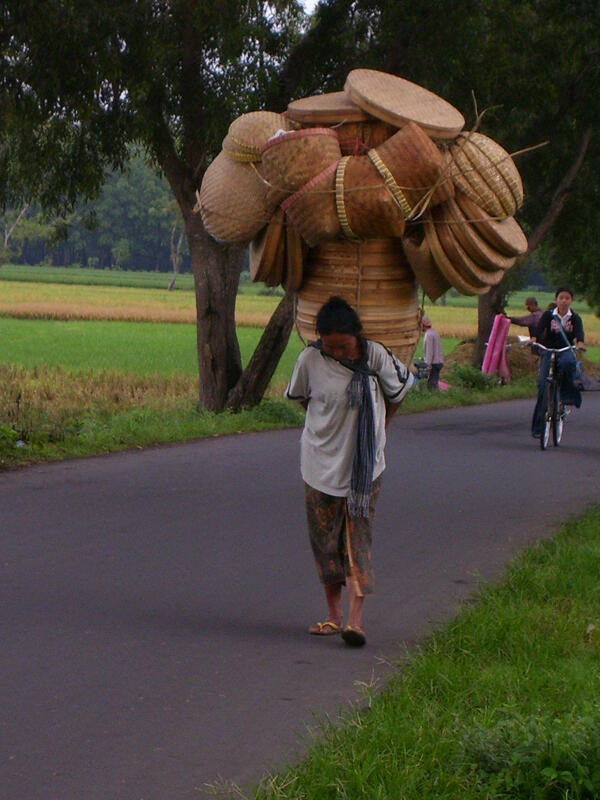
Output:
[{"xmin": 482, "ymin": 314, "xmax": 511, "ymax": 379}]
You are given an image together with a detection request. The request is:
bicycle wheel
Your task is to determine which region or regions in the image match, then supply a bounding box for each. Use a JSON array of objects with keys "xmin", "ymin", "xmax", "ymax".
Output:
[
  {"xmin": 540, "ymin": 381, "xmax": 553, "ymax": 450},
  {"xmin": 553, "ymin": 382, "xmax": 564, "ymax": 446}
]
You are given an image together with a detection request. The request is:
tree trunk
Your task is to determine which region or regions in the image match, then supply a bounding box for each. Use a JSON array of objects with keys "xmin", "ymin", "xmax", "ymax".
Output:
[
  {"xmin": 186, "ymin": 212, "xmax": 244, "ymax": 411},
  {"xmin": 226, "ymin": 291, "xmax": 296, "ymax": 411}
]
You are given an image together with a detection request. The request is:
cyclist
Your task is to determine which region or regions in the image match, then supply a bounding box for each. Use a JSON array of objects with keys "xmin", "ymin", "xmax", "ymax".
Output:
[{"xmin": 530, "ymin": 287, "xmax": 585, "ymax": 438}]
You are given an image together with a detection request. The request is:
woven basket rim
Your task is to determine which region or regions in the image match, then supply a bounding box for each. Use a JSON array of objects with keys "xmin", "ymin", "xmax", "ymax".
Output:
[
  {"xmin": 401, "ymin": 232, "xmax": 450, "ymax": 302},
  {"xmin": 432, "ymin": 207, "xmax": 507, "ymax": 287},
  {"xmin": 288, "ymin": 91, "xmax": 371, "ymax": 124},
  {"xmin": 260, "ymin": 127, "xmax": 339, "ymax": 154},
  {"xmin": 434, "ymin": 198, "xmax": 517, "ymax": 271},
  {"xmin": 424, "ymin": 217, "xmax": 489, "ymax": 296},
  {"xmin": 454, "ymin": 192, "xmax": 528, "ymax": 256},
  {"xmin": 344, "ymin": 69, "xmax": 464, "ymax": 139}
]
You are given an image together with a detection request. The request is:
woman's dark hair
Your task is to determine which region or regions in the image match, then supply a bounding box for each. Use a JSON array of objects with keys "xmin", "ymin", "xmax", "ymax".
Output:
[
  {"xmin": 315, "ymin": 296, "xmax": 362, "ymax": 336},
  {"xmin": 555, "ymin": 286, "xmax": 573, "ymax": 299}
]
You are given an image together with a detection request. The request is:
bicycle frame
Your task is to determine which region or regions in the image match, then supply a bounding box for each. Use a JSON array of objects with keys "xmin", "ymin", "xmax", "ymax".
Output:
[{"xmin": 534, "ymin": 344, "xmax": 573, "ymax": 450}]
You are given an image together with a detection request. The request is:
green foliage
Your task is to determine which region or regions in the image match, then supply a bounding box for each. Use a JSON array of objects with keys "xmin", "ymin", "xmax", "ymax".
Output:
[
  {"xmin": 449, "ymin": 364, "xmax": 495, "ymax": 391},
  {"xmin": 460, "ymin": 710, "xmax": 600, "ymax": 797}
]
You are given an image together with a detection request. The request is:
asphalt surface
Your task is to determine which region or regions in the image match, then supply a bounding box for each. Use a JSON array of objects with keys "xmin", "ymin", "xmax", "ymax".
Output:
[{"xmin": 2, "ymin": 394, "xmax": 599, "ymax": 799}]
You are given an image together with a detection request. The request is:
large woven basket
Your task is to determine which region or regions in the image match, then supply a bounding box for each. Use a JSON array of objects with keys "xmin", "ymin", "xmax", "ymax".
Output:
[
  {"xmin": 369, "ymin": 122, "xmax": 454, "ymax": 221},
  {"xmin": 336, "ymin": 155, "xmax": 406, "ymax": 240},
  {"xmin": 282, "ymin": 161, "xmax": 340, "ymax": 247},
  {"xmin": 344, "ymin": 69, "xmax": 465, "ymax": 139},
  {"xmin": 199, "ymin": 152, "xmax": 274, "ymax": 245},
  {"xmin": 260, "ymin": 128, "xmax": 342, "ymax": 202},
  {"xmin": 454, "ymin": 192, "xmax": 528, "ymax": 257},
  {"xmin": 445, "ymin": 132, "xmax": 523, "ymax": 218},
  {"xmin": 296, "ymin": 237, "xmax": 420, "ymax": 364},
  {"xmin": 223, "ymin": 111, "xmax": 289, "ymax": 162}
]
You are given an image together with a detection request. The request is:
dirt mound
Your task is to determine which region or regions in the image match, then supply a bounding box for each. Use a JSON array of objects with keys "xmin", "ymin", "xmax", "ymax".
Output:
[{"xmin": 445, "ymin": 337, "xmax": 600, "ymax": 381}]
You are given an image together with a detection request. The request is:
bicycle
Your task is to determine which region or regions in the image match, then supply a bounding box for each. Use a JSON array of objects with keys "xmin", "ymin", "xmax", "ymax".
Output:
[{"xmin": 532, "ymin": 342, "xmax": 575, "ymax": 450}]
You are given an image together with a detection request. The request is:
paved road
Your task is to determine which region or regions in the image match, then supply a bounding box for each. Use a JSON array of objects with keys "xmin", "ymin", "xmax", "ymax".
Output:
[{"xmin": 2, "ymin": 395, "xmax": 599, "ymax": 799}]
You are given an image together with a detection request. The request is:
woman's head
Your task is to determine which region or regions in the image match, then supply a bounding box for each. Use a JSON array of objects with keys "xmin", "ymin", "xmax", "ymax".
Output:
[
  {"xmin": 316, "ymin": 296, "xmax": 362, "ymax": 337},
  {"xmin": 316, "ymin": 297, "xmax": 362, "ymax": 361}
]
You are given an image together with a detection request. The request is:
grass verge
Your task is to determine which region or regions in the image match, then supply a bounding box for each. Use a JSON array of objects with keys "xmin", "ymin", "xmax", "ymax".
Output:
[
  {"xmin": 0, "ymin": 361, "xmax": 536, "ymax": 470},
  {"xmin": 212, "ymin": 506, "xmax": 600, "ymax": 799}
]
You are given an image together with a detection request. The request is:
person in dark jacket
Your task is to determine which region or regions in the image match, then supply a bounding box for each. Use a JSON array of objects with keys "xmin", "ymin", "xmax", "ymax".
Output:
[
  {"xmin": 530, "ymin": 287, "xmax": 585, "ymax": 437},
  {"xmin": 508, "ymin": 296, "xmax": 543, "ymax": 337}
]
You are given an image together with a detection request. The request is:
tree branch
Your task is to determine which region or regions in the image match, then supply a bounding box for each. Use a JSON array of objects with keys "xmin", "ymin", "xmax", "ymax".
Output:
[{"xmin": 526, "ymin": 125, "xmax": 592, "ymax": 255}]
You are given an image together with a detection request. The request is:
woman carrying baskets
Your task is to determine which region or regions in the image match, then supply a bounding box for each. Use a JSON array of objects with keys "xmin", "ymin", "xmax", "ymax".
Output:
[{"xmin": 286, "ymin": 296, "xmax": 414, "ymax": 647}]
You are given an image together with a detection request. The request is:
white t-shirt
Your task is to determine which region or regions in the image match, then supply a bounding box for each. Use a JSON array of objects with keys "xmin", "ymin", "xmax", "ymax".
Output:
[{"xmin": 286, "ymin": 340, "xmax": 414, "ymax": 496}]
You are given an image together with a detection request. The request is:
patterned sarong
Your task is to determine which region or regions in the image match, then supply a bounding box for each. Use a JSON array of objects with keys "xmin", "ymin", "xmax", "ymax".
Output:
[{"xmin": 303, "ymin": 477, "xmax": 381, "ymax": 595}]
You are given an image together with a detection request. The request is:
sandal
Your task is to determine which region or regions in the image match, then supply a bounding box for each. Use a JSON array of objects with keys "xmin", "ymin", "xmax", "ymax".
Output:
[
  {"xmin": 341, "ymin": 625, "xmax": 366, "ymax": 647},
  {"xmin": 308, "ymin": 621, "xmax": 341, "ymax": 636}
]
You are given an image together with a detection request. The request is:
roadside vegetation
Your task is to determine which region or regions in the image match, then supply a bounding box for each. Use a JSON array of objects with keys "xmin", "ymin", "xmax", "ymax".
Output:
[
  {"xmin": 0, "ymin": 267, "xmax": 598, "ymax": 470},
  {"xmin": 216, "ymin": 506, "xmax": 600, "ymax": 800}
]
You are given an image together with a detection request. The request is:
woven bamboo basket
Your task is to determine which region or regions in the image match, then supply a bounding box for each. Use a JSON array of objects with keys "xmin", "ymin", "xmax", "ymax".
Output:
[
  {"xmin": 284, "ymin": 221, "xmax": 305, "ymax": 292},
  {"xmin": 296, "ymin": 237, "xmax": 420, "ymax": 364},
  {"xmin": 454, "ymin": 192, "xmax": 528, "ymax": 257},
  {"xmin": 431, "ymin": 205, "xmax": 506, "ymax": 288},
  {"xmin": 336, "ymin": 155, "xmax": 406, "ymax": 240},
  {"xmin": 224, "ymin": 111, "xmax": 289, "ymax": 162},
  {"xmin": 281, "ymin": 161, "xmax": 340, "ymax": 247},
  {"xmin": 334, "ymin": 119, "xmax": 398, "ymax": 156},
  {"xmin": 260, "ymin": 128, "xmax": 342, "ymax": 202},
  {"xmin": 431, "ymin": 199, "xmax": 516, "ymax": 273},
  {"xmin": 249, "ymin": 208, "xmax": 286, "ymax": 286},
  {"xmin": 445, "ymin": 132, "xmax": 523, "ymax": 218},
  {"xmin": 402, "ymin": 228, "xmax": 451, "ymax": 302},
  {"xmin": 287, "ymin": 91, "xmax": 370, "ymax": 124},
  {"xmin": 344, "ymin": 69, "xmax": 465, "ymax": 139},
  {"xmin": 423, "ymin": 214, "xmax": 489, "ymax": 296},
  {"xmin": 199, "ymin": 152, "xmax": 274, "ymax": 245},
  {"xmin": 369, "ymin": 122, "xmax": 454, "ymax": 221}
]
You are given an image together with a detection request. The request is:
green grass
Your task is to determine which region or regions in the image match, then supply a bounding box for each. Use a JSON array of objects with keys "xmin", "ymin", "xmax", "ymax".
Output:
[
  {"xmin": 0, "ymin": 263, "xmax": 196, "ymax": 291},
  {"xmin": 0, "ymin": 317, "xmax": 304, "ymax": 381},
  {"xmin": 218, "ymin": 506, "xmax": 600, "ymax": 800}
]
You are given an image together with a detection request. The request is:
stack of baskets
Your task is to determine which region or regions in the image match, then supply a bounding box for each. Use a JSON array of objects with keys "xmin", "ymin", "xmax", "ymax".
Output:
[{"xmin": 198, "ymin": 69, "xmax": 528, "ymax": 363}]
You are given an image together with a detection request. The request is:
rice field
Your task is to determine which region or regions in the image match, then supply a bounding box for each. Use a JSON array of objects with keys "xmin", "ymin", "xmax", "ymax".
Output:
[{"xmin": 2, "ymin": 277, "xmax": 599, "ymax": 345}]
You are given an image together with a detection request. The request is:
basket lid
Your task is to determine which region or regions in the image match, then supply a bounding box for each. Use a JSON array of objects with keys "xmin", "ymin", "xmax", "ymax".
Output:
[
  {"xmin": 284, "ymin": 221, "xmax": 304, "ymax": 291},
  {"xmin": 424, "ymin": 216, "xmax": 489, "ymax": 296},
  {"xmin": 287, "ymin": 91, "xmax": 371, "ymax": 124},
  {"xmin": 454, "ymin": 191, "xmax": 528, "ymax": 257},
  {"xmin": 249, "ymin": 208, "xmax": 285, "ymax": 285},
  {"xmin": 344, "ymin": 69, "xmax": 464, "ymax": 139},
  {"xmin": 402, "ymin": 230, "xmax": 451, "ymax": 302},
  {"xmin": 433, "ymin": 198, "xmax": 517, "ymax": 272}
]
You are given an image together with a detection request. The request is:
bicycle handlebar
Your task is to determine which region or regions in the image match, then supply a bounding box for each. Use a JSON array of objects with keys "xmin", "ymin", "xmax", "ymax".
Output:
[{"xmin": 531, "ymin": 343, "xmax": 574, "ymax": 353}]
